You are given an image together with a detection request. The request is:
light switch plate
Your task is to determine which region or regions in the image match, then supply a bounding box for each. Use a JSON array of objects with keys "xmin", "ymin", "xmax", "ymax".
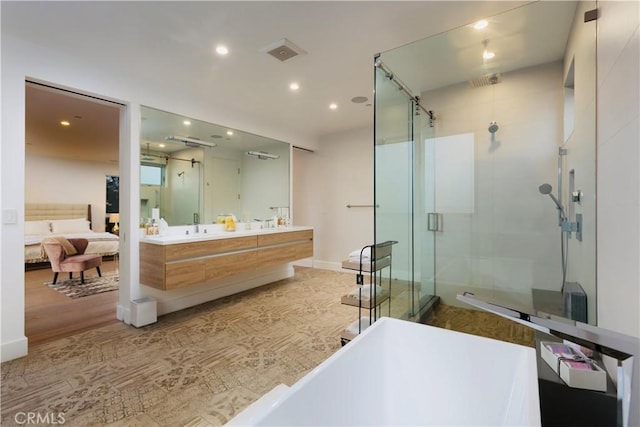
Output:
[{"xmin": 2, "ymin": 209, "xmax": 18, "ymax": 224}]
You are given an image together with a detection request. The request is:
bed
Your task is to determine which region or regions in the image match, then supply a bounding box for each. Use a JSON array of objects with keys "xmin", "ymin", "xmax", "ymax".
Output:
[{"xmin": 24, "ymin": 203, "xmax": 119, "ymax": 266}]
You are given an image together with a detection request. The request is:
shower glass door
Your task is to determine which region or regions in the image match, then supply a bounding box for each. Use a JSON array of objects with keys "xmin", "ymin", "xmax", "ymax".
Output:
[{"xmin": 374, "ymin": 64, "xmax": 436, "ymax": 320}]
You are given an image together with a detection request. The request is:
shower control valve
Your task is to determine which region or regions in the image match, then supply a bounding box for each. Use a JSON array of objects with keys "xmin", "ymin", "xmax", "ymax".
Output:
[{"xmin": 572, "ymin": 190, "xmax": 583, "ymax": 203}]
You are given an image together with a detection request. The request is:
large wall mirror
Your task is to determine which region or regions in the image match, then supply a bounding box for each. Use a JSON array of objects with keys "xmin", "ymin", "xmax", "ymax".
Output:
[
  {"xmin": 140, "ymin": 106, "xmax": 290, "ymax": 226},
  {"xmin": 375, "ymin": 1, "xmax": 597, "ymax": 323}
]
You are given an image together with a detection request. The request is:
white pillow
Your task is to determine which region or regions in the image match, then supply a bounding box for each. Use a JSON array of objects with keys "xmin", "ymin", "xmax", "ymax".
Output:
[
  {"xmin": 25, "ymin": 220, "xmax": 52, "ymax": 235},
  {"xmin": 50, "ymin": 218, "xmax": 91, "ymax": 234}
]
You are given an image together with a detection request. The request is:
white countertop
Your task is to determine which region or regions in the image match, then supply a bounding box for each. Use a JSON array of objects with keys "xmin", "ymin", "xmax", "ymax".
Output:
[{"xmin": 141, "ymin": 226, "xmax": 313, "ymax": 245}]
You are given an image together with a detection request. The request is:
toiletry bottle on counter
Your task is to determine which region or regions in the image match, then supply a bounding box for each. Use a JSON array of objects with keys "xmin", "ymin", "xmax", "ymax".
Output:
[
  {"xmin": 158, "ymin": 218, "xmax": 169, "ymax": 235},
  {"xmin": 147, "ymin": 219, "xmax": 158, "ymax": 235},
  {"xmin": 225, "ymin": 215, "xmax": 236, "ymax": 232}
]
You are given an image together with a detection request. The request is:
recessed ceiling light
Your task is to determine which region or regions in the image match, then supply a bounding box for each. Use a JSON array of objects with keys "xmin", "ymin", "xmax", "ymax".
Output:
[
  {"xmin": 226, "ymin": 130, "xmax": 233, "ymax": 136},
  {"xmin": 183, "ymin": 120, "xmax": 191, "ymax": 126},
  {"xmin": 289, "ymin": 82, "xmax": 300, "ymax": 91},
  {"xmin": 483, "ymin": 51, "xmax": 495, "ymax": 60},
  {"xmin": 159, "ymin": 143, "xmax": 166, "ymax": 148},
  {"xmin": 473, "ymin": 20, "xmax": 488, "ymax": 30},
  {"xmin": 216, "ymin": 45, "xmax": 229, "ymax": 55},
  {"xmin": 329, "ymin": 103, "xmax": 338, "ymax": 110},
  {"xmin": 60, "ymin": 120, "xmax": 70, "ymax": 126}
]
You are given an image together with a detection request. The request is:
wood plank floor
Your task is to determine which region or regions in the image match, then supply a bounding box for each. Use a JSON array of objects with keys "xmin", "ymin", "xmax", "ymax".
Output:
[{"xmin": 25, "ymin": 259, "xmax": 119, "ymax": 347}]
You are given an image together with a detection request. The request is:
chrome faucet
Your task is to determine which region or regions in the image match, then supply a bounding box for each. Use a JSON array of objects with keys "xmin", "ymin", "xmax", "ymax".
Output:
[{"xmin": 194, "ymin": 212, "xmax": 200, "ymax": 233}]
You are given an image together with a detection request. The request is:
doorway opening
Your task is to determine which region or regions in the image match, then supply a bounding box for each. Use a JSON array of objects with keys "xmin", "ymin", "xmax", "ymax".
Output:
[{"xmin": 24, "ymin": 81, "xmax": 124, "ymax": 345}]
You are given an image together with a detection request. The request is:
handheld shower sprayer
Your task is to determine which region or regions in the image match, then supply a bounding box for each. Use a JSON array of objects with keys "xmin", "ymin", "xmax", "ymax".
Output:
[{"xmin": 538, "ymin": 183, "xmax": 566, "ymax": 219}]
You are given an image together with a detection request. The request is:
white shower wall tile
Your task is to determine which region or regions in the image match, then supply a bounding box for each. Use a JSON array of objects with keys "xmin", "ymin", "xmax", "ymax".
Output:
[
  {"xmin": 435, "ymin": 255, "xmax": 472, "ymax": 287},
  {"xmin": 471, "ymin": 204, "xmax": 492, "ymax": 225},
  {"xmin": 597, "ymin": 201, "xmax": 640, "ymax": 337},
  {"xmin": 436, "ymin": 231, "xmax": 471, "ymax": 258},
  {"xmin": 597, "ymin": 27, "xmax": 639, "ymax": 146},
  {"xmin": 490, "ymin": 257, "xmax": 536, "ymax": 293},
  {"xmin": 470, "ymin": 232, "xmax": 494, "ymax": 258},
  {"xmin": 493, "ymin": 87, "xmax": 563, "ymax": 129},
  {"xmin": 598, "ymin": 118, "xmax": 640, "ymax": 207},
  {"xmin": 491, "ymin": 232, "xmax": 559, "ymax": 261},
  {"xmin": 471, "ymin": 257, "xmax": 494, "ymax": 288},
  {"xmin": 596, "ymin": 1, "xmax": 640, "ymax": 89}
]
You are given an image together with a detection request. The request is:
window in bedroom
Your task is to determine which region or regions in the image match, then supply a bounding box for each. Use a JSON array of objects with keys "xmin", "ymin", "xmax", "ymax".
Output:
[{"xmin": 106, "ymin": 175, "xmax": 120, "ymax": 213}]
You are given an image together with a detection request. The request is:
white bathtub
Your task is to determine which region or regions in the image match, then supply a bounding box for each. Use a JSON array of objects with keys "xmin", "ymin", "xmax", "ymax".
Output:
[{"xmin": 228, "ymin": 317, "xmax": 540, "ymax": 426}]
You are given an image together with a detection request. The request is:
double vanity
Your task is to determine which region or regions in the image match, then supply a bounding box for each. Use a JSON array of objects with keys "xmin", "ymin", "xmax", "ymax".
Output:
[{"xmin": 140, "ymin": 226, "xmax": 313, "ymax": 290}]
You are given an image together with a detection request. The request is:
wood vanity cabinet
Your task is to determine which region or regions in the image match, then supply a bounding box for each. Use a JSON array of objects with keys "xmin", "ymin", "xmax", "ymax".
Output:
[
  {"xmin": 140, "ymin": 229, "xmax": 313, "ymax": 290},
  {"xmin": 256, "ymin": 230, "xmax": 314, "ymax": 268}
]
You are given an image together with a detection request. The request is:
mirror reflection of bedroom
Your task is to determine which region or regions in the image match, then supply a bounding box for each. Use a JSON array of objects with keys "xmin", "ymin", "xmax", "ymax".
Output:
[{"xmin": 24, "ymin": 82, "xmax": 122, "ymax": 345}]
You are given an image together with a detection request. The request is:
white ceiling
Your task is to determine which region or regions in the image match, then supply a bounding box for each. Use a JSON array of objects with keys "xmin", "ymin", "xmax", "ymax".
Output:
[{"xmin": 9, "ymin": 1, "xmax": 566, "ymax": 161}]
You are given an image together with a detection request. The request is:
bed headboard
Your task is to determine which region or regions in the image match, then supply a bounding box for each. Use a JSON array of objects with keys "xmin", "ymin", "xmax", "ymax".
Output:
[{"xmin": 25, "ymin": 203, "xmax": 92, "ymax": 229}]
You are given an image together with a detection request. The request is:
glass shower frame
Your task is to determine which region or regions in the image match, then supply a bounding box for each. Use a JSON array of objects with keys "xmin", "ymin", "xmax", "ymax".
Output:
[{"xmin": 373, "ymin": 62, "xmax": 437, "ymax": 321}]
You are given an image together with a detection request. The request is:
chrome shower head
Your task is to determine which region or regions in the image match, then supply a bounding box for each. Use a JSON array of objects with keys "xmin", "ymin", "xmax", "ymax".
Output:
[
  {"xmin": 539, "ymin": 183, "xmax": 566, "ymax": 218},
  {"xmin": 488, "ymin": 121, "xmax": 499, "ymax": 133},
  {"xmin": 538, "ymin": 183, "xmax": 553, "ymax": 195}
]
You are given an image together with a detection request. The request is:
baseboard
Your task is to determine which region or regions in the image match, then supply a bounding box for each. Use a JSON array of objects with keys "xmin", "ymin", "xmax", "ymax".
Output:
[
  {"xmin": 1, "ymin": 336, "xmax": 28, "ymax": 362},
  {"xmin": 116, "ymin": 304, "xmax": 130, "ymax": 324},
  {"xmin": 293, "ymin": 258, "xmax": 313, "ymax": 268},
  {"xmin": 312, "ymin": 260, "xmax": 350, "ymax": 272}
]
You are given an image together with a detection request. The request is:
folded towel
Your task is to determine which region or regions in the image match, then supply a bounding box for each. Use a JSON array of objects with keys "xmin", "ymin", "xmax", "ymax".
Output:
[
  {"xmin": 347, "ymin": 285, "xmax": 383, "ymax": 301},
  {"xmin": 345, "ymin": 317, "xmax": 372, "ymax": 335},
  {"xmin": 348, "ymin": 247, "xmax": 371, "ymax": 260},
  {"xmin": 348, "ymin": 255, "xmax": 370, "ymax": 263}
]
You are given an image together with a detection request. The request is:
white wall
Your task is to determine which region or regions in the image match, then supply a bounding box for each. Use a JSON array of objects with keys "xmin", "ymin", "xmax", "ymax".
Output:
[
  {"xmin": 422, "ymin": 62, "xmax": 565, "ymax": 307},
  {"xmin": 26, "ymin": 155, "xmax": 119, "ymax": 231},
  {"xmin": 293, "ymin": 127, "xmax": 374, "ymax": 270},
  {"xmin": 596, "ymin": 1, "xmax": 640, "ymax": 339}
]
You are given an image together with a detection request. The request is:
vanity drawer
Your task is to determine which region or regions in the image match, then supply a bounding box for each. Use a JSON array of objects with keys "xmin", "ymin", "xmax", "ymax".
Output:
[
  {"xmin": 257, "ymin": 230, "xmax": 313, "ymax": 247},
  {"xmin": 256, "ymin": 241, "xmax": 313, "ymax": 267},
  {"xmin": 165, "ymin": 259, "xmax": 206, "ymax": 289},
  {"xmin": 165, "ymin": 236, "xmax": 257, "ymax": 261},
  {"xmin": 204, "ymin": 251, "xmax": 257, "ymax": 281}
]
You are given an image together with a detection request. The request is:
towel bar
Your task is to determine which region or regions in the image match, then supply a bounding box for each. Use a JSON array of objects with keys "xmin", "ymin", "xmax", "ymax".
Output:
[{"xmin": 346, "ymin": 204, "xmax": 378, "ymax": 208}]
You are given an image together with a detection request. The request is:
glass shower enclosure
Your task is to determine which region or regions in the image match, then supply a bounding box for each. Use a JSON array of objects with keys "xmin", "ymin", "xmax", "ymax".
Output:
[
  {"xmin": 374, "ymin": 59, "xmax": 438, "ymax": 320},
  {"xmin": 373, "ymin": 1, "xmax": 596, "ymax": 325}
]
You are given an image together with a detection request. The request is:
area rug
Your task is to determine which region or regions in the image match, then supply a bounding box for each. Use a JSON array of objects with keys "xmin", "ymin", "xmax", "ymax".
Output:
[{"xmin": 44, "ymin": 273, "xmax": 119, "ymax": 299}]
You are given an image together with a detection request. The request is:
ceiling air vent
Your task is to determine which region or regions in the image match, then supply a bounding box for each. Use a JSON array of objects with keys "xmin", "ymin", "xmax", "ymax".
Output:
[
  {"xmin": 469, "ymin": 73, "xmax": 501, "ymax": 88},
  {"xmin": 261, "ymin": 38, "xmax": 307, "ymax": 62}
]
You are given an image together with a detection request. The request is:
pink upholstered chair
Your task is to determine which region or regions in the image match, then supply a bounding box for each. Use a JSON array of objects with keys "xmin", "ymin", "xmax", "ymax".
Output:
[{"xmin": 42, "ymin": 238, "xmax": 102, "ymax": 284}]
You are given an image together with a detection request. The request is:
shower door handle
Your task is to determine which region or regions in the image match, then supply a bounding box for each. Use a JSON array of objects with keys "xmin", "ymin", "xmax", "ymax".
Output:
[{"xmin": 427, "ymin": 213, "xmax": 442, "ymax": 232}]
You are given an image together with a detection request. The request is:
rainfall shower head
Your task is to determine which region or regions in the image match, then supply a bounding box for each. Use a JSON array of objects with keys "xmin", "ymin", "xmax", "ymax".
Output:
[
  {"xmin": 488, "ymin": 121, "xmax": 499, "ymax": 133},
  {"xmin": 539, "ymin": 183, "xmax": 566, "ymax": 218}
]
